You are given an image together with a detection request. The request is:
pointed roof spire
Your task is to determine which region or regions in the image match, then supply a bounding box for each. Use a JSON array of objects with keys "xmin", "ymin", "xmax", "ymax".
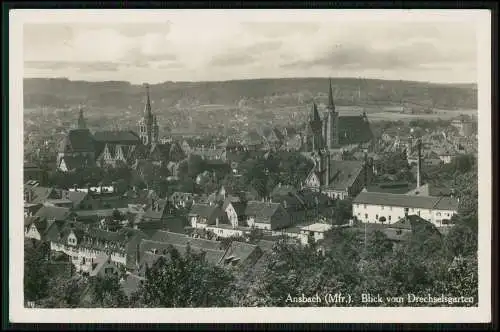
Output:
[
  {"xmin": 327, "ymin": 77, "xmax": 335, "ymax": 111},
  {"xmin": 309, "ymin": 102, "xmax": 321, "ymax": 122},
  {"xmin": 77, "ymin": 105, "xmax": 87, "ymax": 129},
  {"xmin": 144, "ymin": 83, "xmax": 152, "ymax": 118}
]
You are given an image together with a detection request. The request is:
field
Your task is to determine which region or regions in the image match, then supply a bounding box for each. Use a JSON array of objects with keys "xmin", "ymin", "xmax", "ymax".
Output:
[{"xmin": 363, "ymin": 108, "xmax": 477, "ymax": 122}]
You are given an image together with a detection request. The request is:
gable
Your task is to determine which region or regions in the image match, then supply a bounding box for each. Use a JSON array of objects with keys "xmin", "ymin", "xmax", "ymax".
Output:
[
  {"xmin": 225, "ymin": 203, "xmax": 236, "ymax": 215},
  {"xmin": 305, "ymin": 171, "xmax": 320, "ymax": 187},
  {"xmin": 59, "ymin": 159, "xmax": 68, "ymax": 172}
]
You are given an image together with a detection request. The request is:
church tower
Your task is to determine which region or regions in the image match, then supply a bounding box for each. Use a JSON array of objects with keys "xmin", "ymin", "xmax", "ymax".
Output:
[
  {"xmin": 308, "ymin": 102, "xmax": 323, "ymax": 152},
  {"xmin": 138, "ymin": 83, "xmax": 159, "ymax": 146},
  {"xmin": 77, "ymin": 105, "xmax": 87, "ymax": 129},
  {"xmin": 325, "ymin": 78, "xmax": 339, "ymax": 149}
]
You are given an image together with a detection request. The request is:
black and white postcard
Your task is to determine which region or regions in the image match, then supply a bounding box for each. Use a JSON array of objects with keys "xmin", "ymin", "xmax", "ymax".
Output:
[{"xmin": 8, "ymin": 9, "xmax": 492, "ymax": 324}]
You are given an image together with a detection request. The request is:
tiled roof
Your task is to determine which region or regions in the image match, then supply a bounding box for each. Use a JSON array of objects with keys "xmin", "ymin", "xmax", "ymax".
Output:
[
  {"xmin": 25, "ymin": 186, "xmax": 58, "ymax": 204},
  {"xmin": 406, "ymin": 183, "xmax": 453, "ymax": 197},
  {"xmin": 256, "ymin": 239, "xmax": 275, "ymax": 252},
  {"xmin": 270, "ymin": 185, "xmax": 297, "ymax": 198},
  {"xmin": 244, "ymin": 201, "xmax": 281, "ymax": 221},
  {"xmin": 383, "ymin": 214, "xmax": 441, "ymax": 241},
  {"xmin": 222, "ymin": 241, "xmax": 260, "ymax": 265},
  {"xmin": 150, "ymin": 230, "xmax": 224, "ymax": 252},
  {"xmin": 58, "ymin": 129, "xmax": 95, "ymax": 153},
  {"xmin": 139, "ymin": 239, "xmax": 225, "ymax": 265},
  {"xmin": 34, "ymin": 206, "xmax": 71, "ymax": 221},
  {"xmin": 365, "ymin": 182, "xmax": 417, "ymax": 195},
  {"xmin": 60, "ymin": 189, "xmax": 88, "ymax": 207},
  {"xmin": 327, "ymin": 160, "xmax": 365, "ymax": 190},
  {"xmin": 86, "ymin": 228, "xmax": 128, "ymax": 243},
  {"xmin": 93, "ymin": 130, "xmax": 141, "ymax": 143},
  {"xmin": 353, "ymin": 192, "xmax": 459, "ymax": 210},
  {"xmin": 298, "ymin": 190, "xmax": 331, "ymax": 207},
  {"xmin": 188, "ymin": 203, "xmax": 221, "ymax": 219}
]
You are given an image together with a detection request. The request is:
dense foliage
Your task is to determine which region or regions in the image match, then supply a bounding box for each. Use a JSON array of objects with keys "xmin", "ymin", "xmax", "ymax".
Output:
[{"xmin": 130, "ymin": 245, "xmax": 238, "ymax": 307}]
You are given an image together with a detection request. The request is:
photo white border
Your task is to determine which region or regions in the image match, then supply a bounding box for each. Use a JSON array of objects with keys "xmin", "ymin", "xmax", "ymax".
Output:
[{"xmin": 9, "ymin": 9, "xmax": 492, "ymax": 324}]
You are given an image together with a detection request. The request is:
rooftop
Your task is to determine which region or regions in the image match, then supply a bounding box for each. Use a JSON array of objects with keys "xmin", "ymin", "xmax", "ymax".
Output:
[
  {"xmin": 300, "ymin": 223, "xmax": 333, "ymax": 233},
  {"xmin": 353, "ymin": 191, "xmax": 459, "ymax": 210}
]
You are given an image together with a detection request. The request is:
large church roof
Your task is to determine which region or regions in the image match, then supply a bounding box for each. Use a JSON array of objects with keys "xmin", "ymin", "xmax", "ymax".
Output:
[
  {"xmin": 58, "ymin": 129, "xmax": 95, "ymax": 153},
  {"xmin": 337, "ymin": 115, "xmax": 373, "ymax": 145},
  {"xmin": 93, "ymin": 130, "xmax": 141, "ymax": 143}
]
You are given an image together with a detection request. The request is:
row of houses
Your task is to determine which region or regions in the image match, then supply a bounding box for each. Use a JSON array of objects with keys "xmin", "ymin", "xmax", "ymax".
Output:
[{"xmin": 353, "ymin": 188, "xmax": 459, "ymax": 228}]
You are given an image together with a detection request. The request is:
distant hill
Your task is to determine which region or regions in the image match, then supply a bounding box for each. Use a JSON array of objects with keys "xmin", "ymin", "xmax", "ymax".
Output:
[{"xmin": 23, "ymin": 77, "xmax": 477, "ymax": 111}]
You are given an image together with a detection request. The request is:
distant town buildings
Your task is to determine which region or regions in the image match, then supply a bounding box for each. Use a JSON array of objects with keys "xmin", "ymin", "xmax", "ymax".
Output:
[{"xmin": 56, "ymin": 85, "xmax": 185, "ymax": 173}]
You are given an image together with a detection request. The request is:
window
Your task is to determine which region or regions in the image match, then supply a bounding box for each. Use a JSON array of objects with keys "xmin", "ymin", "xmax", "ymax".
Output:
[
  {"xmin": 437, "ymin": 212, "xmax": 441, "ymax": 216},
  {"xmin": 381, "ymin": 206, "xmax": 385, "ymax": 210},
  {"xmin": 364, "ymin": 205, "xmax": 367, "ymax": 209},
  {"xmin": 388, "ymin": 216, "xmax": 391, "ymax": 221},
  {"xmin": 365, "ymin": 214, "xmax": 368, "ymax": 219},
  {"xmin": 376, "ymin": 214, "xmax": 379, "ymax": 220},
  {"xmin": 390, "ymin": 207, "xmax": 393, "ymax": 211}
]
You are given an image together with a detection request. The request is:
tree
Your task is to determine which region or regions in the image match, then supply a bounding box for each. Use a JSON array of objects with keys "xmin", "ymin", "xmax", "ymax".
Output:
[
  {"xmin": 334, "ymin": 198, "xmax": 353, "ymax": 225},
  {"xmin": 24, "ymin": 242, "xmax": 51, "ymax": 302},
  {"xmin": 89, "ymin": 274, "xmax": 128, "ymax": 308},
  {"xmin": 376, "ymin": 151, "xmax": 410, "ymax": 180},
  {"xmin": 132, "ymin": 245, "xmax": 238, "ymax": 307},
  {"xmin": 39, "ymin": 275, "xmax": 89, "ymax": 308}
]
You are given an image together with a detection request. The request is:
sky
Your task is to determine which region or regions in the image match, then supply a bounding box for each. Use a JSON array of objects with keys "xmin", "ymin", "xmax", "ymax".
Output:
[{"xmin": 21, "ymin": 10, "xmax": 480, "ymax": 84}]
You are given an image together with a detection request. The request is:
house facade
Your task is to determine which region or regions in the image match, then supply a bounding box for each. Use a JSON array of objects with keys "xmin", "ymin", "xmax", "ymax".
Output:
[
  {"xmin": 46, "ymin": 222, "xmax": 147, "ymax": 273},
  {"xmin": 352, "ymin": 191, "xmax": 459, "ymax": 228},
  {"xmin": 244, "ymin": 201, "xmax": 291, "ymax": 230},
  {"xmin": 188, "ymin": 203, "xmax": 224, "ymax": 229}
]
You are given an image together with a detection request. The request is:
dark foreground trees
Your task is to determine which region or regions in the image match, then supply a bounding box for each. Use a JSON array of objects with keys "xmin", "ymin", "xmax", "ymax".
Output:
[{"xmin": 130, "ymin": 245, "xmax": 239, "ymax": 307}]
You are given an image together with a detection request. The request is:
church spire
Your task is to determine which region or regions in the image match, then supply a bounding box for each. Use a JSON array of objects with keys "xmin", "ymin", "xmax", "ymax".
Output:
[
  {"xmin": 144, "ymin": 83, "xmax": 152, "ymax": 118},
  {"xmin": 327, "ymin": 77, "xmax": 335, "ymax": 111},
  {"xmin": 77, "ymin": 105, "xmax": 87, "ymax": 129},
  {"xmin": 309, "ymin": 102, "xmax": 321, "ymax": 123}
]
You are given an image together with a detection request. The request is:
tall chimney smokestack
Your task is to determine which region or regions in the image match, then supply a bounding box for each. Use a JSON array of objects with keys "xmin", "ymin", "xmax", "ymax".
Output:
[
  {"xmin": 417, "ymin": 139, "xmax": 422, "ymax": 189},
  {"xmin": 364, "ymin": 151, "xmax": 368, "ymax": 188}
]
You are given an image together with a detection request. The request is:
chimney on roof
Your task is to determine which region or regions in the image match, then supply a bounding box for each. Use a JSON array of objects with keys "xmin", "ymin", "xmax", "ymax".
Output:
[{"xmin": 27, "ymin": 188, "xmax": 33, "ymax": 203}]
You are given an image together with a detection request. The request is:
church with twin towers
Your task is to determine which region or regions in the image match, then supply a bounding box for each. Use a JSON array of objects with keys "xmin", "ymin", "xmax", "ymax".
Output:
[{"xmin": 303, "ymin": 78, "xmax": 373, "ymax": 154}]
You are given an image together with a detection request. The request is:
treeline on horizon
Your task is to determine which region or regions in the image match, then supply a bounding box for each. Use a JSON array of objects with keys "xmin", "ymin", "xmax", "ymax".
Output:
[{"xmin": 23, "ymin": 77, "xmax": 477, "ymax": 111}]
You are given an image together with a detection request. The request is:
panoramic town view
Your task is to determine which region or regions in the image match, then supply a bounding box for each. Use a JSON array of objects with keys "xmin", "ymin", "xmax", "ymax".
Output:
[{"xmin": 22, "ymin": 16, "xmax": 479, "ymax": 308}]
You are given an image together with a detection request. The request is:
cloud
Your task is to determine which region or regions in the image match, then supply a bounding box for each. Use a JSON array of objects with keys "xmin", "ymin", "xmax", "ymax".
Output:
[
  {"xmin": 209, "ymin": 53, "xmax": 256, "ymax": 67},
  {"xmin": 156, "ymin": 62, "xmax": 185, "ymax": 70},
  {"xmin": 242, "ymin": 40, "xmax": 283, "ymax": 54},
  {"xmin": 25, "ymin": 60, "xmax": 121, "ymax": 72},
  {"xmin": 22, "ymin": 19, "xmax": 478, "ymax": 84},
  {"xmin": 281, "ymin": 36, "xmax": 475, "ymax": 72},
  {"xmin": 240, "ymin": 22, "xmax": 320, "ymax": 38},
  {"xmin": 121, "ymin": 47, "xmax": 177, "ymax": 68}
]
